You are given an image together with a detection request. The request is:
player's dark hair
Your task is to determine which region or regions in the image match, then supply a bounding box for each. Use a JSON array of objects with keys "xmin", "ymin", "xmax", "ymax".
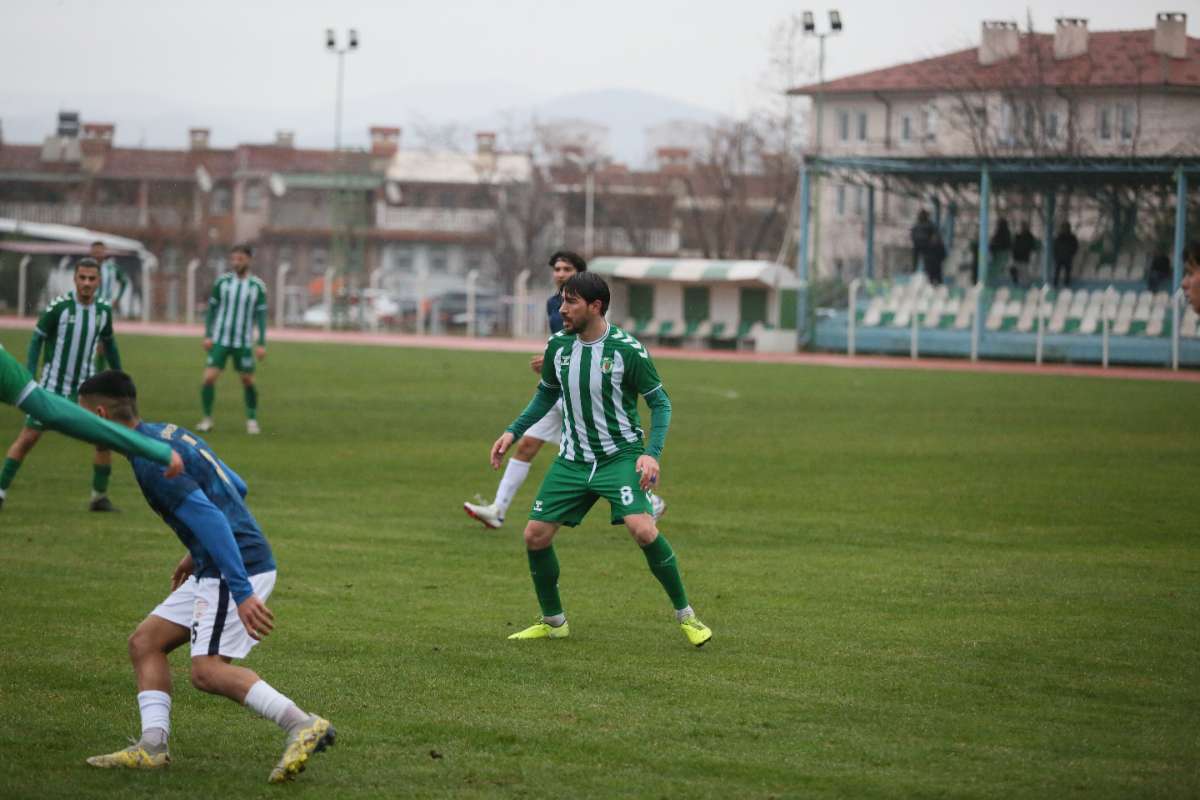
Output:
[
  {"xmin": 79, "ymin": 370, "xmax": 139, "ymax": 422},
  {"xmin": 231, "ymin": 243, "xmax": 254, "ymax": 257},
  {"xmin": 75, "ymin": 257, "xmax": 101, "ymax": 274},
  {"xmin": 562, "ymin": 271, "xmax": 609, "ymax": 315},
  {"xmin": 90, "ymin": 240, "xmax": 105, "ymax": 249},
  {"xmin": 548, "ymin": 250, "xmax": 586, "ymax": 273}
]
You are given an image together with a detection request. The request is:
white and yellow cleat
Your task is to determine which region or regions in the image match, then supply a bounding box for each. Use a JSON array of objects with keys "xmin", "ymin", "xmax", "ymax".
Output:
[
  {"xmin": 246, "ymin": 419, "xmax": 261, "ymax": 435},
  {"xmin": 196, "ymin": 416, "xmax": 214, "ymax": 433},
  {"xmin": 679, "ymin": 614, "xmax": 712, "ymax": 648},
  {"xmin": 507, "ymin": 618, "xmax": 570, "ymax": 640},
  {"xmin": 86, "ymin": 742, "xmax": 170, "ymax": 769},
  {"xmin": 268, "ymin": 714, "xmax": 336, "ymax": 784}
]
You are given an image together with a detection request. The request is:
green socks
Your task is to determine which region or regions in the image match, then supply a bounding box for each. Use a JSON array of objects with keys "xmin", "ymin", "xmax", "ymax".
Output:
[
  {"xmin": 526, "ymin": 546, "xmax": 563, "ymax": 617},
  {"xmin": 0, "ymin": 457, "xmax": 21, "ymax": 491},
  {"xmin": 201, "ymin": 383, "xmax": 215, "ymax": 416},
  {"xmin": 244, "ymin": 384, "xmax": 258, "ymax": 420},
  {"xmin": 641, "ymin": 534, "xmax": 690, "ymax": 611},
  {"xmin": 92, "ymin": 464, "xmax": 112, "ymax": 495}
]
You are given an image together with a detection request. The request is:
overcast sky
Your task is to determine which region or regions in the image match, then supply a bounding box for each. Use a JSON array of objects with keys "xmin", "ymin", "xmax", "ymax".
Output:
[{"xmin": 3, "ymin": 0, "xmax": 1193, "ymax": 150}]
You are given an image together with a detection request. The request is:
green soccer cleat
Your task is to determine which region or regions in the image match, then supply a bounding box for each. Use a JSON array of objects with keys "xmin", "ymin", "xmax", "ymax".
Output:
[
  {"xmin": 268, "ymin": 714, "xmax": 335, "ymax": 784},
  {"xmin": 86, "ymin": 742, "xmax": 170, "ymax": 769},
  {"xmin": 507, "ymin": 619, "xmax": 570, "ymax": 640},
  {"xmin": 679, "ymin": 615, "xmax": 712, "ymax": 647}
]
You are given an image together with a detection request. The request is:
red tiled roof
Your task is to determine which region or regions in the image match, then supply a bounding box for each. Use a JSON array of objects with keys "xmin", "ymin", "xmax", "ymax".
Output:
[
  {"xmin": 789, "ymin": 29, "xmax": 1200, "ymax": 95},
  {"xmin": 98, "ymin": 147, "xmax": 236, "ymax": 179},
  {"xmin": 0, "ymin": 145, "xmax": 45, "ymax": 173}
]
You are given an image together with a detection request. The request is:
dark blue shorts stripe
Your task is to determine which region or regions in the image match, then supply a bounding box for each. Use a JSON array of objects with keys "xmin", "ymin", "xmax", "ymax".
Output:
[{"xmin": 207, "ymin": 580, "xmax": 230, "ymax": 656}]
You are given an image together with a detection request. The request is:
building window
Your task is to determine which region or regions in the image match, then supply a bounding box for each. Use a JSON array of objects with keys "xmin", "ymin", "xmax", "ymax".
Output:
[
  {"xmin": 1045, "ymin": 111, "xmax": 1060, "ymax": 140},
  {"xmin": 388, "ymin": 244, "xmax": 414, "ymax": 272},
  {"xmin": 836, "ymin": 185, "xmax": 846, "ymax": 217},
  {"xmin": 854, "ymin": 186, "xmax": 865, "ymax": 216},
  {"xmin": 923, "ymin": 104, "xmax": 939, "ymax": 141},
  {"xmin": 856, "ymin": 112, "xmax": 868, "ymax": 142},
  {"xmin": 999, "ymin": 103, "xmax": 1015, "ymax": 146},
  {"xmin": 837, "ymin": 110, "xmax": 850, "ymax": 142},
  {"xmin": 429, "ymin": 246, "xmax": 448, "ymax": 273},
  {"xmin": 310, "ymin": 247, "xmax": 328, "ymax": 276},
  {"xmin": 464, "ymin": 249, "xmax": 484, "ymax": 273},
  {"xmin": 900, "ymin": 114, "xmax": 912, "ymax": 142},
  {"xmin": 1098, "ymin": 107, "xmax": 1112, "ymax": 140},
  {"xmin": 1118, "ymin": 104, "xmax": 1135, "ymax": 141},
  {"xmin": 210, "ymin": 186, "xmax": 231, "ymax": 214},
  {"xmin": 1023, "ymin": 105, "xmax": 1036, "ymax": 144},
  {"xmin": 243, "ymin": 181, "xmax": 264, "ymax": 211}
]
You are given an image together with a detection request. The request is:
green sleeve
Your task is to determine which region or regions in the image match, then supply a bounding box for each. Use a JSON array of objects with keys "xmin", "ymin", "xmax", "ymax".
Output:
[
  {"xmin": 103, "ymin": 336, "xmax": 122, "ymax": 371},
  {"xmin": 506, "ymin": 382, "xmax": 561, "ymax": 439},
  {"xmin": 255, "ymin": 306, "xmax": 267, "ymax": 346},
  {"xmin": 25, "ymin": 331, "xmax": 44, "ymax": 375},
  {"xmin": 0, "ymin": 347, "xmax": 37, "ymax": 406},
  {"xmin": 17, "ymin": 388, "xmax": 173, "ymax": 465},
  {"xmin": 643, "ymin": 386, "xmax": 671, "ymax": 460},
  {"xmin": 205, "ymin": 280, "xmax": 221, "ymax": 337}
]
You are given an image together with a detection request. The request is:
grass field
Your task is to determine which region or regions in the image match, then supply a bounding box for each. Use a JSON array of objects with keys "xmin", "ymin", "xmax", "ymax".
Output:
[{"xmin": 1, "ymin": 330, "xmax": 1198, "ymax": 799}]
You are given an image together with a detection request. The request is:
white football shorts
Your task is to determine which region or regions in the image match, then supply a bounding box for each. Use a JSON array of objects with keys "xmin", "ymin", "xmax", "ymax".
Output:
[
  {"xmin": 523, "ymin": 397, "xmax": 563, "ymax": 444},
  {"xmin": 151, "ymin": 571, "xmax": 276, "ymax": 659}
]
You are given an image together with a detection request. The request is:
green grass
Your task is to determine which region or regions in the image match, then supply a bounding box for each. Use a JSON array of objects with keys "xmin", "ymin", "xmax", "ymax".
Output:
[{"xmin": 1, "ymin": 331, "xmax": 1198, "ymax": 799}]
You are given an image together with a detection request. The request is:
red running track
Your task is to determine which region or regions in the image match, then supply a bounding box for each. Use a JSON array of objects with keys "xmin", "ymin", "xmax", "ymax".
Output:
[{"xmin": 2, "ymin": 316, "xmax": 1197, "ymax": 384}]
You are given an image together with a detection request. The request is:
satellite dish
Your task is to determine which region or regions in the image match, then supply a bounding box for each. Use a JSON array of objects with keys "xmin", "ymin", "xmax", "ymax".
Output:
[
  {"xmin": 385, "ymin": 181, "xmax": 403, "ymax": 205},
  {"xmin": 269, "ymin": 173, "xmax": 287, "ymax": 198},
  {"xmin": 195, "ymin": 165, "xmax": 213, "ymax": 193}
]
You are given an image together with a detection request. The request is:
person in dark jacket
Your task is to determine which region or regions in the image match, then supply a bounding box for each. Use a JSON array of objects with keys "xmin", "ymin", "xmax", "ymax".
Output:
[
  {"xmin": 925, "ymin": 232, "xmax": 948, "ymax": 286},
  {"xmin": 1148, "ymin": 248, "xmax": 1171, "ymax": 292},
  {"xmin": 1010, "ymin": 222, "xmax": 1038, "ymax": 286},
  {"xmin": 910, "ymin": 210, "xmax": 935, "ymax": 273},
  {"xmin": 1053, "ymin": 222, "xmax": 1080, "ymax": 288}
]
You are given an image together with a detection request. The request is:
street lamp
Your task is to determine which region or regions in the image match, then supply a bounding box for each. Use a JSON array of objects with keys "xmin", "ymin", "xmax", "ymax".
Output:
[
  {"xmin": 563, "ymin": 151, "xmax": 597, "ymax": 258},
  {"xmin": 325, "ymin": 28, "xmax": 359, "ymax": 151},
  {"xmin": 802, "ymin": 9, "xmax": 842, "ymax": 280},
  {"xmin": 325, "ymin": 28, "xmax": 360, "ymax": 327}
]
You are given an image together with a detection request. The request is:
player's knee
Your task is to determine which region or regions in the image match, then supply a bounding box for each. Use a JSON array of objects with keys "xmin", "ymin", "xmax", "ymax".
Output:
[
  {"xmin": 240, "ymin": 375, "xmax": 254, "ymax": 387},
  {"xmin": 189, "ymin": 660, "xmax": 219, "ymax": 693},
  {"xmin": 127, "ymin": 628, "xmax": 157, "ymax": 661},
  {"xmin": 626, "ymin": 516, "xmax": 658, "ymax": 546},
  {"xmin": 523, "ymin": 525, "xmax": 553, "ymax": 550}
]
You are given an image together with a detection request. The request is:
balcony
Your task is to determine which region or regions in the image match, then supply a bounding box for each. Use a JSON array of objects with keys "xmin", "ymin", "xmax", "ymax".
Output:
[
  {"xmin": 0, "ymin": 202, "xmax": 188, "ymax": 229},
  {"xmin": 377, "ymin": 207, "xmax": 496, "ymax": 234},
  {"xmin": 565, "ymin": 226, "xmax": 680, "ymax": 256}
]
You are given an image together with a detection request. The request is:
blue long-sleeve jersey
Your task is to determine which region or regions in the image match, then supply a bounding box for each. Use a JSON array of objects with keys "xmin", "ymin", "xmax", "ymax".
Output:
[
  {"xmin": 130, "ymin": 421, "xmax": 275, "ymax": 604},
  {"xmin": 547, "ymin": 293, "xmax": 564, "ymax": 333}
]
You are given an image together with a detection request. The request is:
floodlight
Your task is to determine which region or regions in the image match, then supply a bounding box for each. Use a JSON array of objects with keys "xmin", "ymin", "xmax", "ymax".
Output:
[
  {"xmin": 348, "ymin": 29, "xmax": 359, "ymax": 50},
  {"xmin": 325, "ymin": 29, "xmax": 336, "ymax": 50},
  {"xmin": 829, "ymin": 10, "xmax": 842, "ymax": 32},
  {"xmin": 802, "ymin": 11, "xmax": 815, "ymax": 33}
]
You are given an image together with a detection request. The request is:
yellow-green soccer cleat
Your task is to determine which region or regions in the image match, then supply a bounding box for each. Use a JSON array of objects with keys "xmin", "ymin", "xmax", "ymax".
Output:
[
  {"xmin": 268, "ymin": 714, "xmax": 336, "ymax": 784},
  {"xmin": 679, "ymin": 615, "xmax": 712, "ymax": 647},
  {"xmin": 507, "ymin": 619, "xmax": 570, "ymax": 640},
  {"xmin": 85, "ymin": 742, "xmax": 170, "ymax": 769}
]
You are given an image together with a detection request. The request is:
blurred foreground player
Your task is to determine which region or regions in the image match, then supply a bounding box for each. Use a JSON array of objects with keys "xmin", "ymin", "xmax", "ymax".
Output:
[{"xmin": 79, "ymin": 371, "xmax": 335, "ymax": 783}]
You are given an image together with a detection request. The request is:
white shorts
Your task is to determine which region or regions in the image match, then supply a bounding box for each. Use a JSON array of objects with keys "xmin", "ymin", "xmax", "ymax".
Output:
[
  {"xmin": 523, "ymin": 398, "xmax": 563, "ymax": 444},
  {"xmin": 151, "ymin": 571, "xmax": 276, "ymax": 659}
]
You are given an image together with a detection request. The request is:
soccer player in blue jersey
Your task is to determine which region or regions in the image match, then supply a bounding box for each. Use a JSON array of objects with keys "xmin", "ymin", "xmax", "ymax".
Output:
[
  {"xmin": 77, "ymin": 371, "xmax": 334, "ymax": 784},
  {"xmin": 464, "ymin": 250, "xmax": 666, "ymax": 528}
]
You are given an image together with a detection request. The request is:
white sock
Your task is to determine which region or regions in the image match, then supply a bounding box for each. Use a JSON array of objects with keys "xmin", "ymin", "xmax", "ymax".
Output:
[
  {"xmin": 675, "ymin": 605, "xmax": 695, "ymax": 622},
  {"xmin": 91, "ymin": 490, "xmax": 106, "ymax": 500},
  {"xmin": 494, "ymin": 458, "xmax": 532, "ymax": 515},
  {"xmin": 244, "ymin": 679, "xmax": 308, "ymax": 732},
  {"xmin": 543, "ymin": 613, "xmax": 566, "ymax": 627},
  {"xmin": 137, "ymin": 690, "xmax": 172, "ymax": 740}
]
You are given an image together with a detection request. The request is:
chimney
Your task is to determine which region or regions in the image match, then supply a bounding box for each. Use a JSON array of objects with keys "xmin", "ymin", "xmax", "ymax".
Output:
[
  {"xmin": 189, "ymin": 127, "xmax": 211, "ymax": 151},
  {"xmin": 1154, "ymin": 12, "xmax": 1188, "ymax": 58},
  {"xmin": 274, "ymin": 130, "xmax": 295, "ymax": 148},
  {"xmin": 57, "ymin": 111, "xmax": 81, "ymax": 138},
  {"xmin": 979, "ymin": 21, "xmax": 1020, "ymax": 66},
  {"xmin": 83, "ymin": 122, "xmax": 115, "ymax": 143},
  {"xmin": 369, "ymin": 126, "xmax": 401, "ymax": 157},
  {"xmin": 655, "ymin": 147, "xmax": 692, "ymax": 175},
  {"xmin": 1054, "ymin": 18, "xmax": 1089, "ymax": 60},
  {"xmin": 475, "ymin": 131, "xmax": 497, "ymax": 156}
]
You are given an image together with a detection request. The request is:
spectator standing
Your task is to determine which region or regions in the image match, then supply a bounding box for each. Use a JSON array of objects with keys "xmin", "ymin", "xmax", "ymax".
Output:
[
  {"xmin": 1010, "ymin": 223, "xmax": 1039, "ymax": 286},
  {"xmin": 989, "ymin": 218, "xmax": 1012, "ymax": 283},
  {"xmin": 1148, "ymin": 248, "xmax": 1171, "ymax": 292},
  {"xmin": 910, "ymin": 210, "xmax": 935, "ymax": 273},
  {"xmin": 925, "ymin": 232, "xmax": 947, "ymax": 286},
  {"xmin": 1053, "ymin": 222, "xmax": 1080, "ymax": 288}
]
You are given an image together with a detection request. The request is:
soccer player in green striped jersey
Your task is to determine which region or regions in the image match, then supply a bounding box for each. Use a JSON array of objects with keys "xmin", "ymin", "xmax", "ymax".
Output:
[
  {"xmin": 0, "ymin": 258, "xmax": 126, "ymax": 511},
  {"xmin": 0, "ymin": 345, "xmax": 182, "ymax": 477},
  {"xmin": 197, "ymin": 244, "xmax": 267, "ymax": 435},
  {"xmin": 90, "ymin": 241, "xmax": 129, "ymax": 371},
  {"xmin": 490, "ymin": 272, "xmax": 712, "ymax": 647}
]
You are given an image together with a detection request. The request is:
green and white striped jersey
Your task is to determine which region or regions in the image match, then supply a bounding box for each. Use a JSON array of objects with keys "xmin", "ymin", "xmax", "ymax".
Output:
[
  {"xmin": 207, "ymin": 272, "xmax": 268, "ymax": 348},
  {"xmin": 98, "ymin": 258, "xmax": 129, "ymax": 305},
  {"xmin": 539, "ymin": 324, "xmax": 663, "ymax": 464},
  {"xmin": 34, "ymin": 292, "xmax": 115, "ymax": 397}
]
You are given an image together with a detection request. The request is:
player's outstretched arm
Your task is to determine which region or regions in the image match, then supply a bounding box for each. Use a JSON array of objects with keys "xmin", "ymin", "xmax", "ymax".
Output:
[
  {"xmin": 490, "ymin": 432, "xmax": 515, "ymax": 469},
  {"xmin": 25, "ymin": 331, "xmax": 44, "ymax": 375},
  {"xmin": 18, "ymin": 387, "xmax": 179, "ymax": 468}
]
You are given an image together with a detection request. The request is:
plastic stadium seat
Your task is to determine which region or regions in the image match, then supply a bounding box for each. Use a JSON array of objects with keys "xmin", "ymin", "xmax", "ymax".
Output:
[
  {"xmin": 862, "ymin": 297, "xmax": 885, "ymax": 327},
  {"xmin": 1184, "ymin": 307, "xmax": 1200, "ymax": 338},
  {"xmin": 691, "ymin": 320, "xmax": 713, "ymax": 338},
  {"xmin": 627, "ymin": 318, "xmax": 652, "ymax": 336},
  {"xmin": 1096, "ymin": 264, "xmax": 1114, "ymax": 281}
]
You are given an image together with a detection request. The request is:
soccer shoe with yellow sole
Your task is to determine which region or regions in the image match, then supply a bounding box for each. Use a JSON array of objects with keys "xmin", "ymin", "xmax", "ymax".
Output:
[
  {"xmin": 507, "ymin": 619, "xmax": 570, "ymax": 640},
  {"xmin": 463, "ymin": 497, "xmax": 504, "ymax": 530},
  {"xmin": 679, "ymin": 615, "xmax": 712, "ymax": 647},
  {"xmin": 267, "ymin": 714, "xmax": 336, "ymax": 784},
  {"xmin": 86, "ymin": 742, "xmax": 170, "ymax": 769}
]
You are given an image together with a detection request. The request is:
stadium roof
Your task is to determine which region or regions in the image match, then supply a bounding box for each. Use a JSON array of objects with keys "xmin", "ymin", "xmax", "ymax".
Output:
[
  {"xmin": 590, "ymin": 257, "xmax": 799, "ymax": 287},
  {"xmin": 788, "ymin": 29, "xmax": 1200, "ymax": 96}
]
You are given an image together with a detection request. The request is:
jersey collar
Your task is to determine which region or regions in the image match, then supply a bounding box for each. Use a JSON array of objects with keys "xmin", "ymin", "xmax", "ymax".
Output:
[{"xmin": 579, "ymin": 321, "xmax": 610, "ymax": 346}]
